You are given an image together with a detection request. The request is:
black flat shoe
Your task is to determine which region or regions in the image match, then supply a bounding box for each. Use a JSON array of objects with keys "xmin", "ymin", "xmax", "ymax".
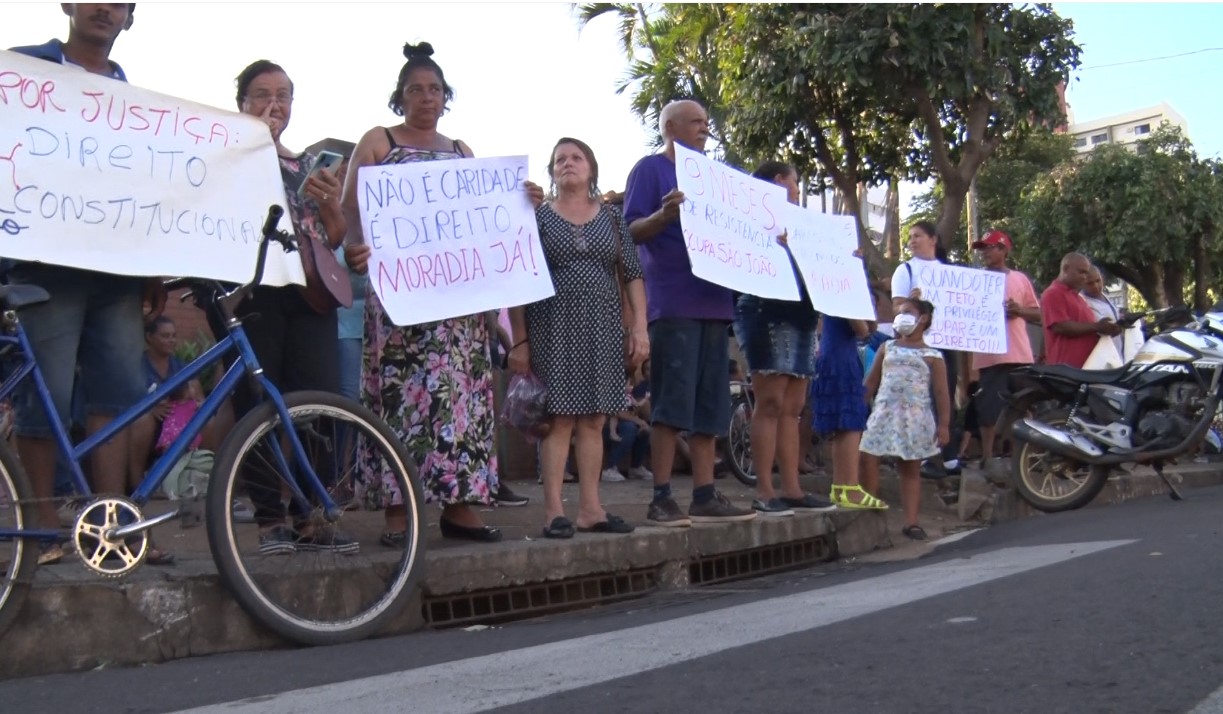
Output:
[{"xmin": 439, "ymin": 517, "xmax": 502, "ymax": 543}]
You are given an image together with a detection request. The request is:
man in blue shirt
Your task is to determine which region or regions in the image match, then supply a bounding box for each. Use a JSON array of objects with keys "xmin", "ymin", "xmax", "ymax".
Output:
[{"xmin": 9, "ymin": 4, "xmax": 157, "ymax": 565}]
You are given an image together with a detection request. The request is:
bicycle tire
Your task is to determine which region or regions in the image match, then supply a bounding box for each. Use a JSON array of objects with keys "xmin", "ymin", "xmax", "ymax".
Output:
[
  {"xmin": 206, "ymin": 391, "xmax": 425, "ymax": 646},
  {"xmin": 0, "ymin": 442, "xmax": 38, "ymax": 639},
  {"xmin": 727, "ymin": 394, "xmax": 756, "ymax": 487}
]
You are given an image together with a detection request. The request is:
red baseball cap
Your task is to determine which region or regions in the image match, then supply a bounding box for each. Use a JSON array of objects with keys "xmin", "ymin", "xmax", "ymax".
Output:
[{"xmin": 972, "ymin": 230, "xmax": 1013, "ymax": 250}]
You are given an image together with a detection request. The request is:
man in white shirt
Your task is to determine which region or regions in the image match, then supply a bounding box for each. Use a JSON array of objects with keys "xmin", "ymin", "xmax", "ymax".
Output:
[{"xmin": 1081, "ymin": 266, "xmax": 1123, "ymax": 355}]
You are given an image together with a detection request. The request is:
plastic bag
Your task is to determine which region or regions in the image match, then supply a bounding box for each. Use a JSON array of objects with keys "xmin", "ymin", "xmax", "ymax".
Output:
[
  {"xmin": 501, "ymin": 373, "xmax": 552, "ymax": 442},
  {"xmin": 1083, "ymin": 335, "xmax": 1124, "ymax": 370}
]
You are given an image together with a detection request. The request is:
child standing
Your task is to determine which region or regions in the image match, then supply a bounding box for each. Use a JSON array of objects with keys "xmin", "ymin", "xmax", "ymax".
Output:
[
  {"xmin": 813, "ymin": 316, "xmax": 888, "ymax": 509},
  {"xmin": 860, "ymin": 299, "xmax": 951, "ymax": 540}
]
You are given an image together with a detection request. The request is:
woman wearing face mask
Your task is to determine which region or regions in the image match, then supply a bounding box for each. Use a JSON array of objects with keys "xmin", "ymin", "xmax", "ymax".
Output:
[
  {"xmin": 733, "ymin": 161, "xmax": 834, "ymax": 517},
  {"xmin": 859, "ymin": 299, "xmax": 951, "ymax": 540},
  {"xmin": 891, "ymin": 220, "xmax": 961, "ymax": 470}
]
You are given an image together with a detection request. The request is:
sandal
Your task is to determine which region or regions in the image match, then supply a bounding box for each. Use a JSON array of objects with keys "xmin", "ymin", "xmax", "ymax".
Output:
[
  {"xmin": 146, "ymin": 546, "xmax": 176, "ymax": 566},
  {"xmin": 37, "ymin": 542, "xmax": 65, "ymax": 566},
  {"xmin": 542, "ymin": 516, "xmax": 575, "ymax": 539},
  {"xmin": 576, "ymin": 513, "xmax": 634, "ymax": 534},
  {"xmin": 829, "ymin": 484, "xmax": 889, "ymax": 510},
  {"xmin": 901, "ymin": 524, "xmax": 927, "ymax": 541},
  {"xmin": 380, "ymin": 531, "xmax": 407, "ymax": 549}
]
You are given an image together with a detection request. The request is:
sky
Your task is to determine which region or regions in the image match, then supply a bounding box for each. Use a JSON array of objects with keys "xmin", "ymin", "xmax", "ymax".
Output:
[{"xmin": 3, "ymin": 2, "xmax": 1222, "ymax": 215}]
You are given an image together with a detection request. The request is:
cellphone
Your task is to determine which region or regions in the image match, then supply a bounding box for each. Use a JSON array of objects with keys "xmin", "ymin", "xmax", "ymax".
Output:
[{"xmin": 298, "ymin": 150, "xmax": 345, "ymax": 197}]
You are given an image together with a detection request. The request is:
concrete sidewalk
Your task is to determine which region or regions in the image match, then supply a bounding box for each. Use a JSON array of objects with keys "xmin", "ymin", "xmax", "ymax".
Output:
[{"xmin": 1, "ymin": 462, "xmax": 1218, "ymax": 680}]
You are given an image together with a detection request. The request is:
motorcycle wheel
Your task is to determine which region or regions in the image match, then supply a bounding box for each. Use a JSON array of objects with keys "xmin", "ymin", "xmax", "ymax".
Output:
[{"xmin": 1012, "ymin": 409, "xmax": 1111, "ymax": 512}]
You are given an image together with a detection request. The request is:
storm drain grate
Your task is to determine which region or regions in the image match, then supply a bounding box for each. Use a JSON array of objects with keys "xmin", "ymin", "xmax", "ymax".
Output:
[
  {"xmin": 689, "ymin": 535, "xmax": 834, "ymax": 586},
  {"xmin": 423, "ymin": 567, "xmax": 660, "ymax": 628}
]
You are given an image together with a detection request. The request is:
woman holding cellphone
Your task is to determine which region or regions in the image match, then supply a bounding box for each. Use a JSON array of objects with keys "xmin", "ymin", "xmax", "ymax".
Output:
[{"xmin": 231, "ymin": 59, "xmax": 355, "ymax": 554}]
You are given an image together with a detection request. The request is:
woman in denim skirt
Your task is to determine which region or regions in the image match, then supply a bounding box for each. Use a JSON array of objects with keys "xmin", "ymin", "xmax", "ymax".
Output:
[{"xmin": 732, "ymin": 162, "xmax": 836, "ymax": 517}]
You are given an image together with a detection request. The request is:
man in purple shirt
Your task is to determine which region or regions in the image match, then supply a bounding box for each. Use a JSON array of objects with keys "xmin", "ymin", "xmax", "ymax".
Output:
[{"xmin": 623, "ymin": 99, "xmax": 755, "ymax": 526}]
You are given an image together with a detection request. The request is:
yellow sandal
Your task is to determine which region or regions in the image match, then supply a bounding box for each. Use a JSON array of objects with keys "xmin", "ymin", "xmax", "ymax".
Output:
[{"xmin": 830, "ymin": 484, "xmax": 889, "ymax": 510}]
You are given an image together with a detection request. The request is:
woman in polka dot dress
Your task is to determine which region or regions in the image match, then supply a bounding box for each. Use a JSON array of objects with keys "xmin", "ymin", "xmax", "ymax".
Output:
[{"xmin": 508, "ymin": 137, "xmax": 649, "ymax": 539}]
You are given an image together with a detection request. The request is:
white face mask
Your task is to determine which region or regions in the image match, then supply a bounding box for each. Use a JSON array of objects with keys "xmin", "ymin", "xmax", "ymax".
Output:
[{"xmin": 893, "ymin": 314, "xmax": 918, "ymax": 336}]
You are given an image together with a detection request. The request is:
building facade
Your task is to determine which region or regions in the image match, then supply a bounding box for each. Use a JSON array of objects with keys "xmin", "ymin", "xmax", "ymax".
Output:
[{"xmin": 1068, "ymin": 102, "xmax": 1189, "ymax": 154}]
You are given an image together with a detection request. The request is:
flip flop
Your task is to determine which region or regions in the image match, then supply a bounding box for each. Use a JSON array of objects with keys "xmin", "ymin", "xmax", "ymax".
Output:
[
  {"xmin": 901, "ymin": 524, "xmax": 927, "ymax": 541},
  {"xmin": 542, "ymin": 516, "xmax": 575, "ymax": 539},
  {"xmin": 576, "ymin": 513, "xmax": 634, "ymax": 534},
  {"xmin": 146, "ymin": 547, "xmax": 176, "ymax": 566}
]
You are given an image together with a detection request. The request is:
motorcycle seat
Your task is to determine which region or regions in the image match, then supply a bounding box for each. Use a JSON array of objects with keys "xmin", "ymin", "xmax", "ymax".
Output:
[{"xmin": 1024, "ymin": 364, "xmax": 1128, "ymax": 384}]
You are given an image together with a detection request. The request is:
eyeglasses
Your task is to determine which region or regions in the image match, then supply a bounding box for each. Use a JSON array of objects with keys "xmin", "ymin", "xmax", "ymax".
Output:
[{"xmin": 248, "ymin": 91, "xmax": 293, "ymax": 105}]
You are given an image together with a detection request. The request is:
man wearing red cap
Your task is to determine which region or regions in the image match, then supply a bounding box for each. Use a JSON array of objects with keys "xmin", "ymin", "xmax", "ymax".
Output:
[{"xmin": 971, "ymin": 230, "xmax": 1041, "ymax": 478}]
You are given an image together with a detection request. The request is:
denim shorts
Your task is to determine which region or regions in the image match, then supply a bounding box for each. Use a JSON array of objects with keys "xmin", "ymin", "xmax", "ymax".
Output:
[
  {"xmin": 8, "ymin": 264, "xmax": 147, "ymax": 438},
  {"xmin": 733, "ymin": 295, "xmax": 818, "ymax": 378},
  {"xmin": 648, "ymin": 318, "xmax": 731, "ymax": 437}
]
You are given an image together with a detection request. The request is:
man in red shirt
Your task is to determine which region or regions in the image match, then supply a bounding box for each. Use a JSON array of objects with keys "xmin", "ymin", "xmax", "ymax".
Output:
[{"xmin": 1040, "ymin": 253, "xmax": 1121, "ymax": 367}]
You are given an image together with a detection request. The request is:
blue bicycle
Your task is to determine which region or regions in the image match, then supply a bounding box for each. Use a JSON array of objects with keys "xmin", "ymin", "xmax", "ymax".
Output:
[{"xmin": 0, "ymin": 206, "xmax": 424, "ymax": 645}]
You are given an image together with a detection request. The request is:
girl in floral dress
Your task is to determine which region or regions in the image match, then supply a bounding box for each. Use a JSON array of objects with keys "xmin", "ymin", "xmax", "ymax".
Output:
[{"xmin": 859, "ymin": 299, "xmax": 951, "ymax": 540}]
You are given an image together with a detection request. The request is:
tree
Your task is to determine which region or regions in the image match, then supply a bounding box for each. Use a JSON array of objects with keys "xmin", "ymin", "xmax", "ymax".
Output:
[
  {"xmin": 720, "ymin": 4, "xmax": 1080, "ymax": 252},
  {"xmin": 575, "ymin": 4, "xmax": 743, "ymax": 163},
  {"xmin": 1014, "ymin": 125, "xmax": 1223, "ymax": 310},
  {"xmin": 911, "ymin": 128, "xmax": 1076, "ymax": 250}
]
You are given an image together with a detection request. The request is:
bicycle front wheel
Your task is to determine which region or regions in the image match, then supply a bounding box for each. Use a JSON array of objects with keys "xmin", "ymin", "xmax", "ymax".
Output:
[
  {"xmin": 206, "ymin": 391, "xmax": 425, "ymax": 646},
  {"xmin": 0, "ymin": 442, "xmax": 37, "ymax": 639}
]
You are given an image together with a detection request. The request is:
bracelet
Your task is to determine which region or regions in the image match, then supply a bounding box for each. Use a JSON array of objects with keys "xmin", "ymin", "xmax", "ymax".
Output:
[{"xmin": 510, "ymin": 339, "xmax": 528, "ymax": 352}]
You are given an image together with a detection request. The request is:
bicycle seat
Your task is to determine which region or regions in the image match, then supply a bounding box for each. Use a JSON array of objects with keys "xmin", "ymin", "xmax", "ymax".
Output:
[{"xmin": 0, "ymin": 284, "xmax": 50, "ymax": 310}]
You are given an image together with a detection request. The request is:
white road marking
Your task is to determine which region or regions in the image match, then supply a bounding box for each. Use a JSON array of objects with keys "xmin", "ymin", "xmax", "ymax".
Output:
[
  {"xmin": 932, "ymin": 528, "xmax": 984, "ymax": 547},
  {"xmin": 1190, "ymin": 684, "xmax": 1223, "ymax": 713},
  {"xmin": 175, "ymin": 540, "xmax": 1135, "ymax": 714}
]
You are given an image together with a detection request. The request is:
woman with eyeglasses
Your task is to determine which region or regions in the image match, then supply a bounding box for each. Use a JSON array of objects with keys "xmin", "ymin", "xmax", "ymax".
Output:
[{"xmin": 231, "ymin": 59, "xmax": 355, "ymax": 554}]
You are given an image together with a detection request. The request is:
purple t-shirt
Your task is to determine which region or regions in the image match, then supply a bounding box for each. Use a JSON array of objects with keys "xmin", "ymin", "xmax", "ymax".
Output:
[{"xmin": 622, "ymin": 153, "xmax": 734, "ymax": 323}]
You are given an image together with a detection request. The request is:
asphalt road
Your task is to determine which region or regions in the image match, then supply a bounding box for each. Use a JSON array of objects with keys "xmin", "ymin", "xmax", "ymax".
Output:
[{"xmin": 6, "ymin": 486, "xmax": 1223, "ymax": 714}]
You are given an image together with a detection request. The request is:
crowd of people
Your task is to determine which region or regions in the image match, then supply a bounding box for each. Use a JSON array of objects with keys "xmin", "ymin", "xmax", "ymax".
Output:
[{"xmin": 9, "ymin": 5, "xmax": 1139, "ymax": 565}]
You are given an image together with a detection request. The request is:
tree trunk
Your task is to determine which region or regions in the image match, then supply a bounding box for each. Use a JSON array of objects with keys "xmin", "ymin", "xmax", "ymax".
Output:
[
  {"xmin": 1193, "ymin": 234, "xmax": 1210, "ymax": 312},
  {"xmin": 883, "ymin": 179, "xmax": 901, "ymax": 259},
  {"xmin": 1163, "ymin": 261, "xmax": 1187, "ymax": 308},
  {"xmin": 937, "ymin": 183, "xmax": 968, "ymax": 254}
]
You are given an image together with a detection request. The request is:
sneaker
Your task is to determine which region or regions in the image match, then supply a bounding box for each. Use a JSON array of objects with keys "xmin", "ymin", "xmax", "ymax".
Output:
[
  {"xmin": 751, "ymin": 498, "xmax": 794, "ymax": 517},
  {"xmin": 689, "ymin": 490, "xmax": 757, "ymax": 523},
  {"xmin": 297, "ymin": 526, "xmax": 360, "ymax": 555},
  {"xmin": 645, "ymin": 497, "xmax": 692, "ymax": 527},
  {"xmin": 780, "ymin": 493, "xmax": 837, "ymax": 512},
  {"xmin": 601, "ymin": 467, "xmax": 626, "ymax": 482},
  {"xmin": 628, "ymin": 465, "xmax": 653, "ymax": 480},
  {"xmin": 258, "ymin": 525, "xmax": 299, "ymax": 555},
  {"xmin": 231, "ymin": 499, "xmax": 256, "ymax": 524},
  {"xmin": 493, "ymin": 483, "xmax": 529, "ymax": 507}
]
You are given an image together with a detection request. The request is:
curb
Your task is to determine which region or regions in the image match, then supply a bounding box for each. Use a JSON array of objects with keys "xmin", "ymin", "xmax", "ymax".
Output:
[
  {"xmin": 0, "ymin": 509, "xmax": 886, "ymax": 680},
  {"xmin": 3, "ymin": 464, "xmax": 1216, "ymax": 679}
]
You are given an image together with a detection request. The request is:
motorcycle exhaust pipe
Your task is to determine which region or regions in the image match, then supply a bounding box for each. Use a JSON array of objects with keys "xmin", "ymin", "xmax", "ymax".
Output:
[{"xmin": 1012, "ymin": 419, "xmax": 1105, "ymax": 461}]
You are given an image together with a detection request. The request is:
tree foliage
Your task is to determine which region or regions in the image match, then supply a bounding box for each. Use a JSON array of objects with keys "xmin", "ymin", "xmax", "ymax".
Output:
[
  {"xmin": 577, "ymin": 3, "xmax": 1081, "ymax": 286},
  {"xmin": 1014, "ymin": 125, "xmax": 1223, "ymax": 309},
  {"xmin": 910, "ymin": 129, "xmax": 1076, "ymax": 250}
]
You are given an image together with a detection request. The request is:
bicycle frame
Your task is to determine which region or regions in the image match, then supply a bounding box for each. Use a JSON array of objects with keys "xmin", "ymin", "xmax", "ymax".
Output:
[{"xmin": 0, "ymin": 207, "xmax": 341, "ymax": 543}]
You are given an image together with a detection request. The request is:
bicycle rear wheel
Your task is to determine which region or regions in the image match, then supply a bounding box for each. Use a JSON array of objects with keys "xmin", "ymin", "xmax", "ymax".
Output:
[
  {"xmin": 206, "ymin": 391, "xmax": 424, "ymax": 645},
  {"xmin": 0, "ymin": 443, "xmax": 38, "ymax": 638}
]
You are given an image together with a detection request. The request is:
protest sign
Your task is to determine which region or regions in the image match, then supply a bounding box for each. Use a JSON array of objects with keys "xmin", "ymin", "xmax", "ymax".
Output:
[
  {"xmin": 909, "ymin": 262, "xmax": 1007, "ymax": 353},
  {"xmin": 357, "ymin": 155, "xmax": 554, "ymax": 326},
  {"xmin": 0, "ymin": 50, "xmax": 302, "ymax": 285},
  {"xmin": 782, "ymin": 205, "xmax": 876, "ymax": 320},
  {"xmin": 673, "ymin": 144, "xmax": 800, "ymax": 301}
]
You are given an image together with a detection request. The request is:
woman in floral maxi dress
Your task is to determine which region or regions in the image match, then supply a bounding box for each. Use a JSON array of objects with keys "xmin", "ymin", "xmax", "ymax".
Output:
[{"xmin": 341, "ymin": 43, "xmax": 543, "ymax": 544}]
